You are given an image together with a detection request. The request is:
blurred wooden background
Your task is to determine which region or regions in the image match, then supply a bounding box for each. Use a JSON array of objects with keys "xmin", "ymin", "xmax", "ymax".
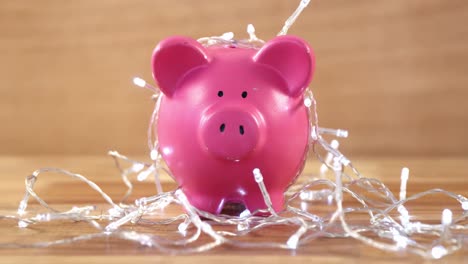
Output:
[{"xmin": 1, "ymin": 0, "xmax": 468, "ymax": 156}]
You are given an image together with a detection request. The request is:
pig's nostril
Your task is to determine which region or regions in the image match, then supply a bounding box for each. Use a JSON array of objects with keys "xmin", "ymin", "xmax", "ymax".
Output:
[
  {"xmin": 239, "ymin": 125, "xmax": 244, "ymax": 135},
  {"xmin": 220, "ymin": 123, "xmax": 226, "ymax": 133}
]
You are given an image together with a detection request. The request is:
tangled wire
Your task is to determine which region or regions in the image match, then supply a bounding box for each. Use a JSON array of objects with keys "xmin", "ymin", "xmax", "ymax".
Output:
[{"xmin": 1, "ymin": 0, "xmax": 467, "ymax": 259}]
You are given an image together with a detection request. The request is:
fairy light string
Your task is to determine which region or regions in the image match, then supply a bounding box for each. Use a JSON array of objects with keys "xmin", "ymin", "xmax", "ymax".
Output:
[
  {"xmin": 3, "ymin": 88, "xmax": 467, "ymax": 257},
  {"xmin": 1, "ymin": 0, "xmax": 467, "ymax": 259}
]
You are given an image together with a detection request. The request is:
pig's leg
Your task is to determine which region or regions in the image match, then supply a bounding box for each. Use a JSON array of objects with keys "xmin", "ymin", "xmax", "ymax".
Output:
[
  {"xmin": 184, "ymin": 192, "xmax": 224, "ymax": 215},
  {"xmin": 244, "ymin": 189, "xmax": 284, "ymax": 215}
]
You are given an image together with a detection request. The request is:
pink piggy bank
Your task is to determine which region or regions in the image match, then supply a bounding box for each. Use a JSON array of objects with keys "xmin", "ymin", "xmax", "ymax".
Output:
[{"xmin": 152, "ymin": 35, "xmax": 315, "ymax": 215}]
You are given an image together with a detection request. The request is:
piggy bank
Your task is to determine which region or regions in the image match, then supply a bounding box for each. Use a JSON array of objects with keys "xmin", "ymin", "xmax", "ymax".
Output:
[{"xmin": 152, "ymin": 35, "xmax": 315, "ymax": 215}]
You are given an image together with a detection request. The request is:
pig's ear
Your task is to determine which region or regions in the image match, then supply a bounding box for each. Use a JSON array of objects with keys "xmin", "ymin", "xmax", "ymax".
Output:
[
  {"xmin": 152, "ymin": 36, "xmax": 209, "ymax": 96},
  {"xmin": 254, "ymin": 35, "xmax": 314, "ymax": 97}
]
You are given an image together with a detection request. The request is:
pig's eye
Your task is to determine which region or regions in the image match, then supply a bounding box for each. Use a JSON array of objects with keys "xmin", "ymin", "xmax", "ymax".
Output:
[
  {"xmin": 217, "ymin": 91, "xmax": 224, "ymax": 97},
  {"xmin": 241, "ymin": 91, "xmax": 248, "ymax": 98}
]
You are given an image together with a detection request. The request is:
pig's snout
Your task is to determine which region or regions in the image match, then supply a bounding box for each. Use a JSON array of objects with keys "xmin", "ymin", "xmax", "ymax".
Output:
[{"xmin": 201, "ymin": 109, "xmax": 259, "ymax": 161}]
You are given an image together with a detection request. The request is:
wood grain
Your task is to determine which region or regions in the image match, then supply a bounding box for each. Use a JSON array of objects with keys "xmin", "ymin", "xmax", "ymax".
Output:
[
  {"xmin": 1, "ymin": 0, "xmax": 468, "ymax": 156},
  {"xmin": 0, "ymin": 155, "xmax": 467, "ymax": 263}
]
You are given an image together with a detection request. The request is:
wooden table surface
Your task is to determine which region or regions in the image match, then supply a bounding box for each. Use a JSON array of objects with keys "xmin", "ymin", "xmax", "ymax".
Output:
[{"xmin": 0, "ymin": 155, "xmax": 466, "ymax": 263}]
